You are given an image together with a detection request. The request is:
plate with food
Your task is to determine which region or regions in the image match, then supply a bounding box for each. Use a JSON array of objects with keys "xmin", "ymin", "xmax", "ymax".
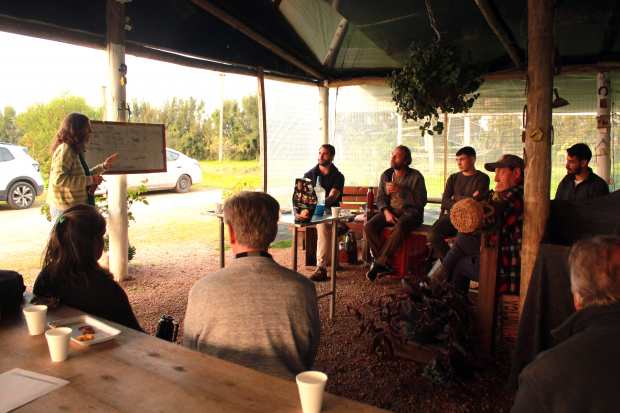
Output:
[{"xmin": 48, "ymin": 315, "xmax": 121, "ymax": 346}]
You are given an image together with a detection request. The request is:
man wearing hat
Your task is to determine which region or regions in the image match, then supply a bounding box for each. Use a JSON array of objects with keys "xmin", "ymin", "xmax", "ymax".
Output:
[{"xmin": 421, "ymin": 154, "xmax": 525, "ymax": 295}]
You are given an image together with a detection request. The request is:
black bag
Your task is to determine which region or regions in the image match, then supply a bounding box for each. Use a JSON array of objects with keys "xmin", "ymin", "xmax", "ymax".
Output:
[
  {"xmin": 0, "ymin": 270, "xmax": 26, "ymax": 315},
  {"xmin": 292, "ymin": 178, "xmax": 317, "ymax": 223}
]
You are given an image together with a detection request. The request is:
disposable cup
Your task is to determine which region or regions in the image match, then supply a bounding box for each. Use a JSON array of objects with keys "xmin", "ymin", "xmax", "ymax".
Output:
[
  {"xmin": 331, "ymin": 207, "xmax": 341, "ymax": 217},
  {"xmin": 214, "ymin": 203, "xmax": 223, "ymax": 214},
  {"xmin": 296, "ymin": 371, "xmax": 328, "ymax": 413},
  {"xmin": 23, "ymin": 305, "xmax": 48, "ymax": 335},
  {"xmin": 45, "ymin": 327, "xmax": 72, "ymax": 362}
]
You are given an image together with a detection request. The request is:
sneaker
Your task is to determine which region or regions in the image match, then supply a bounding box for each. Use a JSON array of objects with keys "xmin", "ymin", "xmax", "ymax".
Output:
[
  {"xmin": 309, "ymin": 267, "xmax": 328, "ymax": 282},
  {"xmin": 366, "ymin": 263, "xmax": 392, "ymax": 282}
]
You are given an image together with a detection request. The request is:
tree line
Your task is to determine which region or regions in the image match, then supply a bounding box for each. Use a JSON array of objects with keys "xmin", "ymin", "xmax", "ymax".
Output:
[{"xmin": 0, "ymin": 92, "xmax": 259, "ymax": 165}]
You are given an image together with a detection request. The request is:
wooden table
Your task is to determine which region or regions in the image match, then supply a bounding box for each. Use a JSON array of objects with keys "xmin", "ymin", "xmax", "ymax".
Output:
[
  {"xmin": 204, "ymin": 211, "xmax": 354, "ymax": 319},
  {"xmin": 1, "ymin": 295, "xmax": 388, "ymax": 413}
]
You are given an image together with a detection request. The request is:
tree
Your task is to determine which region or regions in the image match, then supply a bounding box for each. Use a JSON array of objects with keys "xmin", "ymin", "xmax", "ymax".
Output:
[
  {"xmin": 0, "ymin": 106, "xmax": 23, "ymax": 144},
  {"xmin": 15, "ymin": 92, "xmax": 101, "ymax": 164}
]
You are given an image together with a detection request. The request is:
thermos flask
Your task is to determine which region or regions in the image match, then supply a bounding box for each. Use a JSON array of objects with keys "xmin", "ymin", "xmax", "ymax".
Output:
[{"xmin": 155, "ymin": 315, "xmax": 179, "ymax": 342}]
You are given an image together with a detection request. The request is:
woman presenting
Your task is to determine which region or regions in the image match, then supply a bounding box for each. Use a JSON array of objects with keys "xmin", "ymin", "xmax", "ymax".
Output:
[{"xmin": 47, "ymin": 112, "xmax": 118, "ymax": 224}]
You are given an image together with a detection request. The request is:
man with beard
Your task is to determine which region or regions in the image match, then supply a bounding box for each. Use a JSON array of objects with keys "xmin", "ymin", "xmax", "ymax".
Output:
[
  {"xmin": 364, "ymin": 145, "xmax": 427, "ymax": 281},
  {"xmin": 304, "ymin": 144, "xmax": 347, "ymax": 282},
  {"xmin": 555, "ymin": 143, "xmax": 609, "ymax": 201}
]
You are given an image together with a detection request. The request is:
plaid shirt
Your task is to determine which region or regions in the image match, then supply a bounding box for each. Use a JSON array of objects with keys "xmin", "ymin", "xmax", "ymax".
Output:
[{"xmin": 498, "ymin": 184, "xmax": 524, "ymax": 295}]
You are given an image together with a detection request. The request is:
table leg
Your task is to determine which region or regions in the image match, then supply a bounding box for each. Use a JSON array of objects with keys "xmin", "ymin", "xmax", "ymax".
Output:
[
  {"xmin": 330, "ymin": 221, "xmax": 337, "ymax": 319},
  {"xmin": 292, "ymin": 227, "xmax": 298, "ymax": 272},
  {"xmin": 219, "ymin": 217, "xmax": 225, "ymax": 268}
]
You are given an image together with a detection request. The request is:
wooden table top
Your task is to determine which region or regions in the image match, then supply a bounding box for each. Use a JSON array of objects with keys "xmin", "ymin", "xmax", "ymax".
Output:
[{"xmin": 1, "ymin": 295, "xmax": 388, "ymax": 413}]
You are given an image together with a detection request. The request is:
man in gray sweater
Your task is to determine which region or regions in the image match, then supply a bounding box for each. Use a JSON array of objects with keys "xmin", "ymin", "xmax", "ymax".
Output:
[
  {"xmin": 364, "ymin": 145, "xmax": 427, "ymax": 281},
  {"xmin": 184, "ymin": 192, "xmax": 321, "ymax": 380}
]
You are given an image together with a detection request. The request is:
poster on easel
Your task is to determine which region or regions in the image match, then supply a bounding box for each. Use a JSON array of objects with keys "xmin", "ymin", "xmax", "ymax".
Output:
[{"xmin": 84, "ymin": 121, "xmax": 166, "ymax": 174}]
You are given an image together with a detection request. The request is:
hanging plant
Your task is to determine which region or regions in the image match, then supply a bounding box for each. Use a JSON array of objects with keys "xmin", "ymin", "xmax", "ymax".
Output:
[{"xmin": 388, "ymin": 41, "xmax": 485, "ymax": 136}]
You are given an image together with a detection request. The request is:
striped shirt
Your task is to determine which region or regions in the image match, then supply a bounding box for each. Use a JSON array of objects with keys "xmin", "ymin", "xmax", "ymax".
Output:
[{"xmin": 47, "ymin": 143, "xmax": 105, "ymax": 210}]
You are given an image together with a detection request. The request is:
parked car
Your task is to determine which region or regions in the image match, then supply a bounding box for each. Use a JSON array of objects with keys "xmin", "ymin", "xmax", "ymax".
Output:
[
  {"xmin": 96, "ymin": 148, "xmax": 202, "ymax": 195},
  {"xmin": 0, "ymin": 143, "xmax": 45, "ymax": 209}
]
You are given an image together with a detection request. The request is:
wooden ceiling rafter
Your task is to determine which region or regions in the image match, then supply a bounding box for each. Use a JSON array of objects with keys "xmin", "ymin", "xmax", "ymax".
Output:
[
  {"xmin": 189, "ymin": 0, "xmax": 325, "ymax": 80},
  {"xmin": 474, "ymin": 0, "xmax": 524, "ymax": 70}
]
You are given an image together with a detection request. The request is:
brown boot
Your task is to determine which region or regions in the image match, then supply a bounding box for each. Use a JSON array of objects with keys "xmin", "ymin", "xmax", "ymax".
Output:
[{"xmin": 309, "ymin": 267, "xmax": 328, "ymax": 282}]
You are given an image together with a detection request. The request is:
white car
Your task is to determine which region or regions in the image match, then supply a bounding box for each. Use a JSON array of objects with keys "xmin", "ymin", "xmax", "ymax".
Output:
[
  {"xmin": 96, "ymin": 148, "xmax": 202, "ymax": 194},
  {"xmin": 0, "ymin": 143, "xmax": 45, "ymax": 209}
]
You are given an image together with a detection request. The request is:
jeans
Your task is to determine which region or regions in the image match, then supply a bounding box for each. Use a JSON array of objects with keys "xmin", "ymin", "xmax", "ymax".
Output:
[
  {"xmin": 442, "ymin": 234, "xmax": 481, "ymax": 292},
  {"xmin": 427, "ymin": 214, "xmax": 459, "ymax": 259}
]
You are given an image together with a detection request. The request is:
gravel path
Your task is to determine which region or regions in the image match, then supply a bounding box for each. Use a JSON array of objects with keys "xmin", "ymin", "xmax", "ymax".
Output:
[{"xmin": 123, "ymin": 242, "xmax": 516, "ymax": 413}]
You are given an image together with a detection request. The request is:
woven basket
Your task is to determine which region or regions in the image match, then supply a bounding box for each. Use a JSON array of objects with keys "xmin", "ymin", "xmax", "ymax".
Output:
[{"xmin": 450, "ymin": 198, "xmax": 489, "ymax": 233}]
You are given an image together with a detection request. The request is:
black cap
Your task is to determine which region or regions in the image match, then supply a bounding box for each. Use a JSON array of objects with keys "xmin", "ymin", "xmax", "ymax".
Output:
[{"xmin": 484, "ymin": 154, "xmax": 525, "ymax": 172}]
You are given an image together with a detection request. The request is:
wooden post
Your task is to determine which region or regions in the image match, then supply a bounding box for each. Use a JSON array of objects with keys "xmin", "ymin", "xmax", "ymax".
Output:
[
  {"xmin": 319, "ymin": 80, "xmax": 329, "ymax": 145},
  {"xmin": 106, "ymin": 0, "xmax": 128, "ymax": 282},
  {"xmin": 100, "ymin": 86, "xmax": 107, "ymax": 120},
  {"xmin": 520, "ymin": 0, "xmax": 554, "ymax": 312},
  {"xmin": 397, "ymin": 114, "xmax": 402, "ymax": 145},
  {"xmin": 257, "ymin": 66, "xmax": 268, "ymax": 192},
  {"xmin": 596, "ymin": 71, "xmax": 611, "ymax": 183},
  {"xmin": 219, "ymin": 73, "xmax": 225, "ymax": 162},
  {"xmin": 444, "ymin": 113, "xmax": 448, "ymax": 188}
]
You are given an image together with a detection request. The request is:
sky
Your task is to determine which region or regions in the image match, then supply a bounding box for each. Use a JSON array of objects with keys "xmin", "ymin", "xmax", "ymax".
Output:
[{"xmin": 0, "ymin": 31, "xmax": 317, "ymax": 115}]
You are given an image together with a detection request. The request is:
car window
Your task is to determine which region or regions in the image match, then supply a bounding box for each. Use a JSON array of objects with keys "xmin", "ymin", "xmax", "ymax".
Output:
[
  {"xmin": 0, "ymin": 148, "xmax": 15, "ymax": 162},
  {"xmin": 166, "ymin": 150, "xmax": 180, "ymax": 161}
]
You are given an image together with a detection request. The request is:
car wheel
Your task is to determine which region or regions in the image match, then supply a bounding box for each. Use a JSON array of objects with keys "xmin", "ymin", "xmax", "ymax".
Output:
[
  {"xmin": 175, "ymin": 175, "xmax": 191, "ymax": 193},
  {"xmin": 8, "ymin": 181, "xmax": 36, "ymax": 209}
]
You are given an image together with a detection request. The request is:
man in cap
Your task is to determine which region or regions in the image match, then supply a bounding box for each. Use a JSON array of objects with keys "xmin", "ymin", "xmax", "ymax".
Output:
[
  {"xmin": 422, "ymin": 154, "xmax": 524, "ymax": 295},
  {"xmin": 555, "ymin": 143, "xmax": 609, "ymax": 201}
]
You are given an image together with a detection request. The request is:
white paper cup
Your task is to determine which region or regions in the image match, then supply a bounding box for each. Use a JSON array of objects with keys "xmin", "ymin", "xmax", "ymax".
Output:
[
  {"xmin": 23, "ymin": 305, "xmax": 48, "ymax": 335},
  {"xmin": 214, "ymin": 203, "xmax": 223, "ymax": 214},
  {"xmin": 331, "ymin": 207, "xmax": 341, "ymax": 217},
  {"xmin": 296, "ymin": 371, "xmax": 328, "ymax": 413},
  {"xmin": 45, "ymin": 327, "xmax": 72, "ymax": 362}
]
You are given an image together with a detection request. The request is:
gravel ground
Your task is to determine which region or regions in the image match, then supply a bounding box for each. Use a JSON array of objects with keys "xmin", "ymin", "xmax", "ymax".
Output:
[{"xmin": 123, "ymin": 242, "xmax": 516, "ymax": 413}]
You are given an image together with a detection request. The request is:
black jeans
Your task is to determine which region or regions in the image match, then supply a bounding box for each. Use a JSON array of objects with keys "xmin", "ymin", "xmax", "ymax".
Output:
[
  {"xmin": 364, "ymin": 212, "xmax": 420, "ymax": 266},
  {"xmin": 427, "ymin": 215, "xmax": 459, "ymax": 259},
  {"xmin": 441, "ymin": 234, "xmax": 481, "ymax": 292}
]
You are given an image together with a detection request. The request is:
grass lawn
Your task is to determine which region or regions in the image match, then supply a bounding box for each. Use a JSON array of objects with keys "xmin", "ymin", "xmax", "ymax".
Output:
[{"xmin": 194, "ymin": 160, "xmax": 261, "ymax": 190}]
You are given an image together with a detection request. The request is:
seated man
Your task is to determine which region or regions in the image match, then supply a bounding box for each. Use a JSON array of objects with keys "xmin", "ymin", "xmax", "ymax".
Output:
[
  {"xmin": 427, "ymin": 154, "xmax": 524, "ymax": 295},
  {"xmin": 428, "ymin": 146, "xmax": 490, "ymax": 259},
  {"xmin": 511, "ymin": 236, "xmax": 620, "ymax": 413},
  {"xmin": 555, "ymin": 143, "xmax": 609, "ymax": 201},
  {"xmin": 304, "ymin": 144, "xmax": 347, "ymax": 281},
  {"xmin": 183, "ymin": 192, "xmax": 321, "ymax": 380},
  {"xmin": 364, "ymin": 145, "xmax": 427, "ymax": 281}
]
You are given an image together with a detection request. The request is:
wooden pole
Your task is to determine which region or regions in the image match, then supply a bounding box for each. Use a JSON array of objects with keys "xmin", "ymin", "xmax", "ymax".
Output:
[
  {"xmin": 444, "ymin": 113, "xmax": 449, "ymax": 188},
  {"xmin": 106, "ymin": 0, "xmax": 129, "ymax": 282},
  {"xmin": 596, "ymin": 71, "xmax": 611, "ymax": 183},
  {"xmin": 257, "ymin": 66, "xmax": 268, "ymax": 192},
  {"xmin": 520, "ymin": 0, "xmax": 554, "ymax": 312},
  {"xmin": 474, "ymin": 0, "xmax": 524, "ymax": 69},
  {"xmin": 323, "ymin": 18, "xmax": 349, "ymax": 71},
  {"xmin": 100, "ymin": 86, "xmax": 107, "ymax": 120},
  {"xmin": 319, "ymin": 81, "xmax": 329, "ymax": 145},
  {"xmin": 189, "ymin": 0, "xmax": 324, "ymax": 80},
  {"xmin": 219, "ymin": 73, "xmax": 224, "ymax": 162}
]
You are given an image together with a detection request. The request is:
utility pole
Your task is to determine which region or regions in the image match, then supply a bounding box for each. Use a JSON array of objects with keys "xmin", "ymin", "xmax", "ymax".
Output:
[{"xmin": 219, "ymin": 73, "xmax": 225, "ymax": 162}]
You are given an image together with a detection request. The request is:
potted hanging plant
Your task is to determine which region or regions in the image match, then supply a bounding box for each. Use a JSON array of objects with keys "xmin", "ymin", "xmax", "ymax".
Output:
[{"xmin": 387, "ymin": 40, "xmax": 485, "ymax": 136}]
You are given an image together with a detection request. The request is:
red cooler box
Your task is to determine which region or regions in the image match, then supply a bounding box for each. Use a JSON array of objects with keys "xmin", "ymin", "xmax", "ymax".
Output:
[{"xmin": 380, "ymin": 229, "xmax": 427, "ymax": 278}]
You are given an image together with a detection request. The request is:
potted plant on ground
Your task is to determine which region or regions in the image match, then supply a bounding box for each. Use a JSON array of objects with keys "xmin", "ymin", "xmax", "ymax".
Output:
[{"xmin": 387, "ymin": 40, "xmax": 485, "ymax": 137}]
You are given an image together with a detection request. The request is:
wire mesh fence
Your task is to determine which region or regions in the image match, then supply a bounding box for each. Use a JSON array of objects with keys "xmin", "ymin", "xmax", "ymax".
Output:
[{"xmin": 264, "ymin": 83, "xmax": 618, "ymax": 221}]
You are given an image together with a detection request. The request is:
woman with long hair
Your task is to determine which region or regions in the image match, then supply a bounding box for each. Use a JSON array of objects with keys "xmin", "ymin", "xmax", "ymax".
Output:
[
  {"xmin": 33, "ymin": 204, "xmax": 142, "ymax": 331},
  {"xmin": 47, "ymin": 112, "xmax": 118, "ymax": 224}
]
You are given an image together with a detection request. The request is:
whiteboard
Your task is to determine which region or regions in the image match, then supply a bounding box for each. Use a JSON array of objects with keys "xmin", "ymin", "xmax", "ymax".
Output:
[{"xmin": 84, "ymin": 121, "xmax": 167, "ymax": 174}]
